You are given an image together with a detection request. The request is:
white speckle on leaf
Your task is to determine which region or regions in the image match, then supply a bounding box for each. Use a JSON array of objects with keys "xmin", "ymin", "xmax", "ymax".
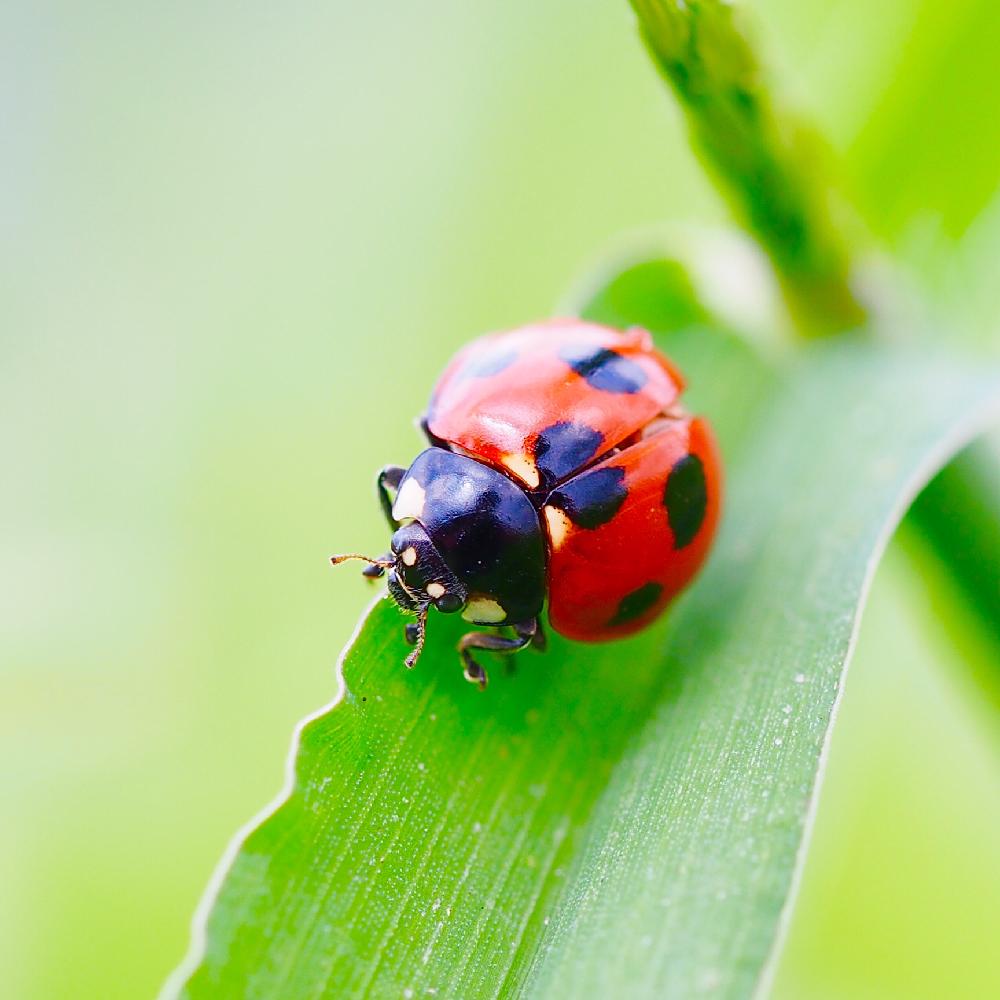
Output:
[{"xmin": 794, "ymin": 673, "xmax": 806, "ymax": 684}]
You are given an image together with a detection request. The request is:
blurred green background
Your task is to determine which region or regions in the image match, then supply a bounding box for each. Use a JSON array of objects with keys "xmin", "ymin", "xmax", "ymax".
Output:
[{"xmin": 3, "ymin": 2, "xmax": 999, "ymax": 997}]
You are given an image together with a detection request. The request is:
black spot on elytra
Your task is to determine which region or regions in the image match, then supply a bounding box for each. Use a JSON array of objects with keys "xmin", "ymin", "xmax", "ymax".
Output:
[
  {"xmin": 459, "ymin": 347, "xmax": 518, "ymax": 380},
  {"xmin": 558, "ymin": 344, "xmax": 647, "ymax": 394},
  {"xmin": 532, "ymin": 421, "xmax": 603, "ymax": 487},
  {"xmin": 548, "ymin": 466, "xmax": 627, "ymax": 529},
  {"xmin": 663, "ymin": 453, "xmax": 707, "ymax": 548},
  {"xmin": 608, "ymin": 582, "xmax": 663, "ymax": 627}
]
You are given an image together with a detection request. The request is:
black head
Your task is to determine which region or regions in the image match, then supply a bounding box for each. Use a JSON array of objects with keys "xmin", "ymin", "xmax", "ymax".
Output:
[
  {"xmin": 387, "ymin": 520, "xmax": 467, "ymax": 615},
  {"xmin": 332, "ymin": 447, "xmax": 547, "ymax": 669}
]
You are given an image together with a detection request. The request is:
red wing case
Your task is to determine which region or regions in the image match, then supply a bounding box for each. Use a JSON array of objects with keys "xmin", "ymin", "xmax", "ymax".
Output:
[
  {"xmin": 542, "ymin": 417, "xmax": 721, "ymax": 641},
  {"xmin": 425, "ymin": 319, "xmax": 684, "ymax": 490}
]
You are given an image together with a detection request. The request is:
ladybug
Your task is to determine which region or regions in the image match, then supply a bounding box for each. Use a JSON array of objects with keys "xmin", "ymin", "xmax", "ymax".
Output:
[{"xmin": 332, "ymin": 319, "xmax": 721, "ymax": 688}]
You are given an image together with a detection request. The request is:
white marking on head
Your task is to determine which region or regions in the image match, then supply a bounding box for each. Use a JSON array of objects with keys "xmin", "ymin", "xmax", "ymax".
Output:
[
  {"xmin": 392, "ymin": 478, "xmax": 426, "ymax": 522},
  {"xmin": 426, "ymin": 582, "xmax": 445, "ymax": 599},
  {"xmin": 501, "ymin": 452, "xmax": 540, "ymax": 489},
  {"xmin": 543, "ymin": 505, "xmax": 572, "ymax": 550},
  {"xmin": 401, "ymin": 546, "xmax": 417, "ymax": 566},
  {"xmin": 462, "ymin": 597, "xmax": 506, "ymax": 624}
]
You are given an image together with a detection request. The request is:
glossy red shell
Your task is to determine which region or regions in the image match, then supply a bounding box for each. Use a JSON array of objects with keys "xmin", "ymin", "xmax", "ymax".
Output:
[
  {"xmin": 426, "ymin": 320, "xmax": 685, "ymax": 489},
  {"xmin": 425, "ymin": 319, "xmax": 721, "ymax": 642},
  {"xmin": 543, "ymin": 416, "xmax": 721, "ymax": 641}
]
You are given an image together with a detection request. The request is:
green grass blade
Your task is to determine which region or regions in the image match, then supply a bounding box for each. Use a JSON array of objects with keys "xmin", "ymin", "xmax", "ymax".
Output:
[
  {"xmin": 165, "ymin": 323, "xmax": 999, "ymax": 999},
  {"xmin": 520, "ymin": 343, "xmax": 999, "ymax": 997}
]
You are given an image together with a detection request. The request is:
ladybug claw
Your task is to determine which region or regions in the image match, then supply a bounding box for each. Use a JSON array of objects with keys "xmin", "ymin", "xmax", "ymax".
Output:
[
  {"xmin": 530, "ymin": 620, "xmax": 547, "ymax": 652},
  {"xmin": 462, "ymin": 656, "xmax": 488, "ymax": 690}
]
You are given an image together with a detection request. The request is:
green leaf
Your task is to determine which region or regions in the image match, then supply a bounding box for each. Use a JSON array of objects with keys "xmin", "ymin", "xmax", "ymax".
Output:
[{"xmin": 166, "ymin": 319, "xmax": 999, "ymax": 997}]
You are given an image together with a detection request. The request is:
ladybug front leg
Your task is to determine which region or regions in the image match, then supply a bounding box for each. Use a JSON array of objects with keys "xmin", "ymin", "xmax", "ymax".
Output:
[
  {"xmin": 529, "ymin": 617, "xmax": 547, "ymax": 652},
  {"xmin": 376, "ymin": 465, "xmax": 407, "ymax": 530},
  {"xmin": 457, "ymin": 618, "xmax": 541, "ymax": 690}
]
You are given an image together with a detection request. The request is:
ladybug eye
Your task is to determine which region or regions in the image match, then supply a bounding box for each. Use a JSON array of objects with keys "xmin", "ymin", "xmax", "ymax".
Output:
[{"xmin": 435, "ymin": 593, "xmax": 463, "ymax": 615}]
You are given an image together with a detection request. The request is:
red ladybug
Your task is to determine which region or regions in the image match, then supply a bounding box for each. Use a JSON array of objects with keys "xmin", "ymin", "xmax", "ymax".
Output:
[{"xmin": 332, "ymin": 319, "xmax": 721, "ymax": 688}]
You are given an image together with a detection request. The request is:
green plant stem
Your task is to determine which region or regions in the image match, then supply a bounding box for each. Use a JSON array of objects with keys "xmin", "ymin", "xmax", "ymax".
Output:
[{"xmin": 629, "ymin": 0, "xmax": 865, "ymax": 335}]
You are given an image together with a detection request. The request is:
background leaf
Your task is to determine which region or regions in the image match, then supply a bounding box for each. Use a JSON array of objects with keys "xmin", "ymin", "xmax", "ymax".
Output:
[{"xmin": 170, "ymin": 319, "xmax": 999, "ymax": 997}]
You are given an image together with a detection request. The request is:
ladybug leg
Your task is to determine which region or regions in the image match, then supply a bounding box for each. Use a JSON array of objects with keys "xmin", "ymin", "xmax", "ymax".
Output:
[
  {"xmin": 457, "ymin": 618, "xmax": 541, "ymax": 690},
  {"xmin": 503, "ymin": 619, "xmax": 546, "ymax": 676},
  {"xmin": 529, "ymin": 617, "xmax": 547, "ymax": 652},
  {"xmin": 419, "ymin": 416, "xmax": 449, "ymax": 449},
  {"xmin": 376, "ymin": 465, "xmax": 407, "ymax": 530},
  {"xmin": 403, "ymin": 604, "xmax": 430, "ymax": 670}
]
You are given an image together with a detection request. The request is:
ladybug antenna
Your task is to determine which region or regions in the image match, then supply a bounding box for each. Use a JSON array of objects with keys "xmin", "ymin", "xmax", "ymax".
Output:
[
  {"xmin": 329, "ymin": 552, "xmax": 395, "ymax": 579},
  {"xmin": 404, "ymin": 603, "xmax": 429, "ymax": 670}
]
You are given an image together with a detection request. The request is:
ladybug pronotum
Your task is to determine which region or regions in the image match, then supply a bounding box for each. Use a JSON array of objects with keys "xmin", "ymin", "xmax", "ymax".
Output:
[{"xmin": 332, "ymin": 319, "xmax": 721, "ymax": 688}]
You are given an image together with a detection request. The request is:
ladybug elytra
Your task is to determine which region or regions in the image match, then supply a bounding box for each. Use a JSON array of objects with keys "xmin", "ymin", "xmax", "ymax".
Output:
[{"xmin": 332, "ymin": 319, "xmax": 721, "ymax": 688}]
